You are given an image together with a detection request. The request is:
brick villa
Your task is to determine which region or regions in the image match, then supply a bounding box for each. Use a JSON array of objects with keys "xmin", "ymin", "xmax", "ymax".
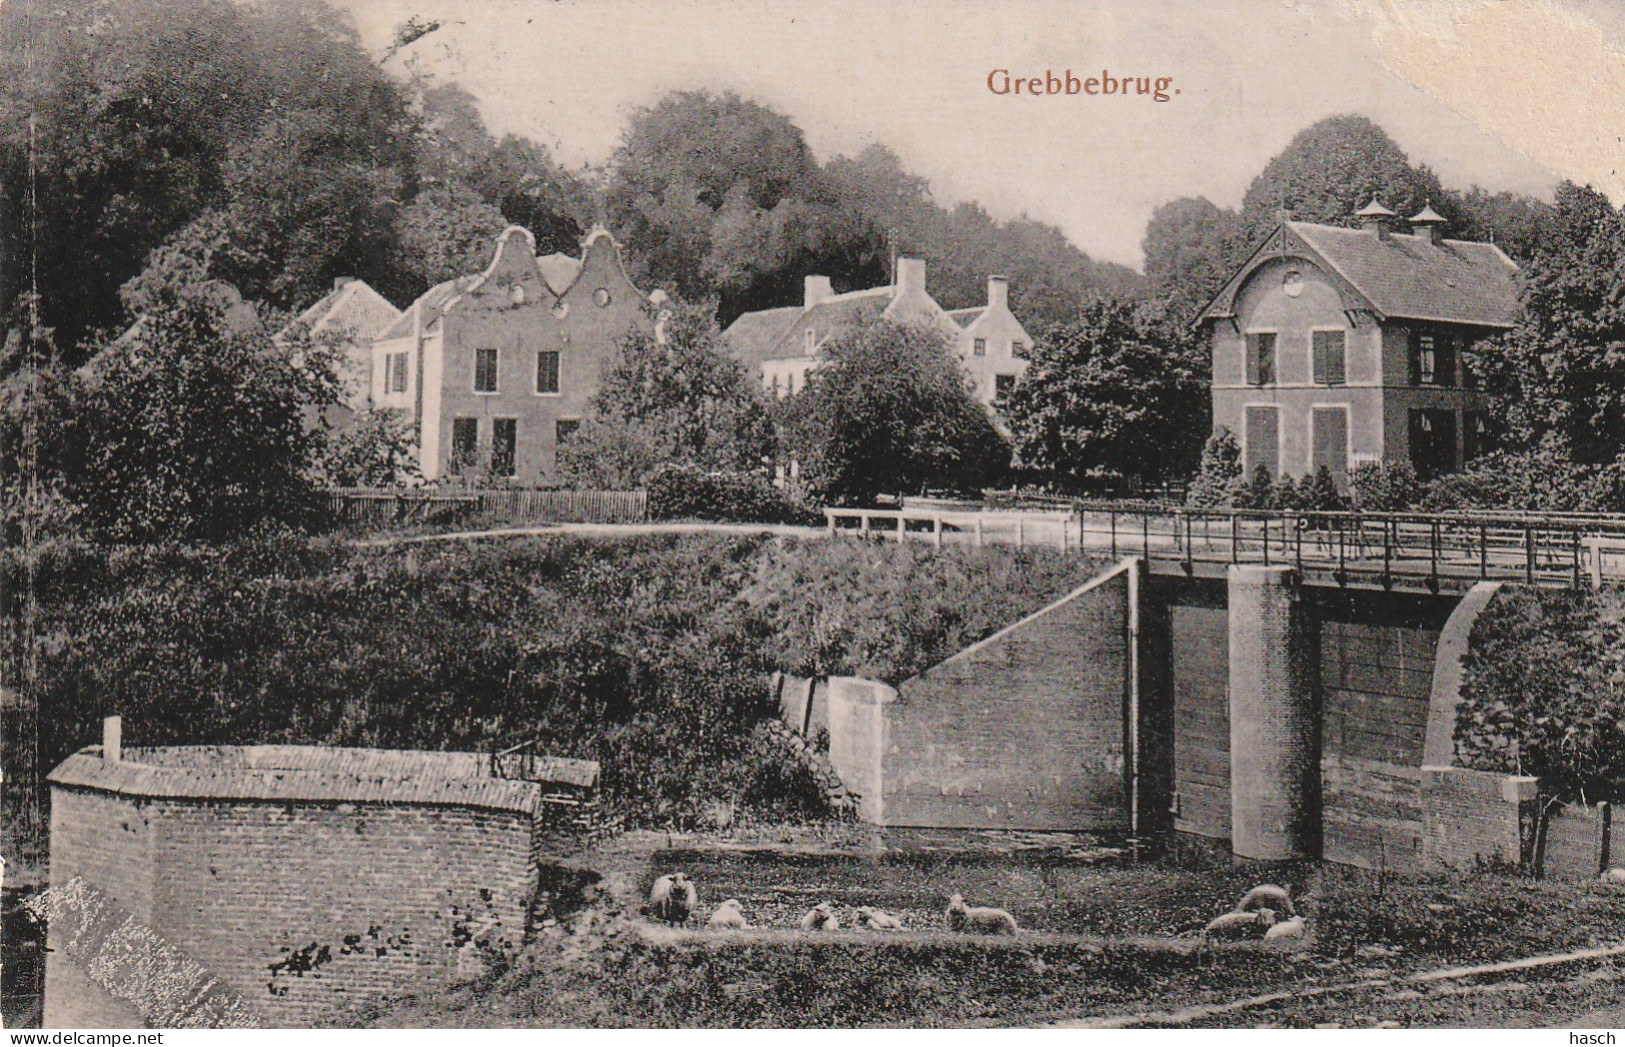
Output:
[{"xmin": 1197, "ymin": 200, "xmax": 1521, "ymax": 486}]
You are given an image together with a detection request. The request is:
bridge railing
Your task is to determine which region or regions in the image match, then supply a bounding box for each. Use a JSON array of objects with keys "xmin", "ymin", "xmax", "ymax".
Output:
[
  {"xmin": 1077, "ymin": 502, "xmax": 1625, "ymax": 589},
  {"xmin": 825, "ymin": 501, "xmax": 1625, "ymax": 588}
]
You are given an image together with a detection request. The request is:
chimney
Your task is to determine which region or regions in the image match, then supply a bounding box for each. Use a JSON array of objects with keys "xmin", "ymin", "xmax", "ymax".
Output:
[
  {"xmin": 103, "ymin": 715, "xmax": 122, "ymax": 762},
  {"xmin": 333, "ymin": 276, "xmax": 355, "ymax": 291},
  {"xmin": 896, "ymin": 258, "xmax": 926, "ymax": 297},
  {"xmin": 986, "ymin": 275, "xmax": 1009, "ymax": 312},
  {"xmin": 1409, "ymin": 203, "xmax": 1446, "ymax": 245},
  {"xmin": 803, "ymin": 275, "xmax": 834, "ymax": 310},
  {"xmin": 1355, "ymin": 198, "xmax": 1396, "ymax": 241}
]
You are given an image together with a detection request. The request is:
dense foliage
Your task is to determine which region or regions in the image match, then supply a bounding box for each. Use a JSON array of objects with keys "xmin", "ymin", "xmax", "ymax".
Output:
[
  {"xmin": 1003, "ymin": 301, "xmax": 1207, "ymax": 490},
  {"xmin": 1456, "ymin": 585, "xmax": 1625, "ymax": 801},
  {"xmin": 781, "ymin": 320, "xmax": 1010, "ymax": 505},
  {"xmin": 645, "ymin": 464, "xmax": 817, "ymax": 525},
  {"xmin": 556, "ymin": 299, "xmax": 775, "ymax": 489}
]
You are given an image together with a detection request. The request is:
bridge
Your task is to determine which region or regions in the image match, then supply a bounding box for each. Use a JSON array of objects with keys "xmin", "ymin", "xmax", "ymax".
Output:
[{"xmin": 824, "ymin": 503, "xmax": 1625, "ymax": 593}]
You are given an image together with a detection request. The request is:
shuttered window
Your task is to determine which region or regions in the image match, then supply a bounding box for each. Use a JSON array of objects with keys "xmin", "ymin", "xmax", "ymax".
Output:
[
  {"xmin": 1312, "ymin": 330, "xmax": 1346, "ymax": 385},
  {"xmin": 1244, "ymin": 406, "xmax": 1280, "ymax": 479},
  {"xmin": 1245, "ymin": 332, "xmax": 1276, "ymax": 386}
]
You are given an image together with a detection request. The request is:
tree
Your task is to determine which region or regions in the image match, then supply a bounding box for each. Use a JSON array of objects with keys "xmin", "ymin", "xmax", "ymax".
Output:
[
  {"xmin": 556, "ymin": 298, "xmax": 775, "ymax": 488},
  {"xmin": 1240, "ymin": 115, "xmax": 1460, "ymax": 238},
  {"xmin": 393, "ymin": 182, "xmax": 509, "ymax": 290},
  {"xmin": 604, "ymin": 90, "xmax": 878, "ymax": 321},
  {"xmin": 1141, "ymin": 196, "xmax": 1250, "ymax": 323},
  {"xmin": 0, "ymin": 0, "xmax": 417, "ymax": 350},
  {"xmin": 315, "ymin": 410, "xmax": 421, "ymax": 488},
  {"xmin": 1475, "ymin": 182, "xmax": 1625, "ymax": 465},
  {"xmin": 69, "ymin": 246, "xmax": 340, "ymax": 542},
  {"xmin": 1186, "ymin": 427, "xmax": 1243, "ymax": 508},
  {"xmin": 1002, "ymin": 300, "xmax": 1207, "ymax": 491},
  {"xmin": 1449, "ymin": 187, "xmax": 1558, "ymax": 263},
  {"xmin": 782, "ymin": 320, "xmax": 1009, "ymax": 504}
]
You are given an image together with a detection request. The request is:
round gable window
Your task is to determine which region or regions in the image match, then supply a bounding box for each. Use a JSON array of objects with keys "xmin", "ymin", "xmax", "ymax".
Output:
[
  {"xmin": 1282, "ymin": 270, "xmax": 1305, "ymax": 298},
  {"xmin": 551, "ymin": 302, "xmax": 569, "ymax": 319},
  {"xmin": 593, "ymin": 287, "xmax": 612, "ymax": 308}
]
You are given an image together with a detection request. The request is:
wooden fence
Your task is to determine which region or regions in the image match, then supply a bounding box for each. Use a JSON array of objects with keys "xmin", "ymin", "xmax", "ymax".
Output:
[{"xmin": 326, "ymin": 487, "xmax": 648, "ymax": 526}]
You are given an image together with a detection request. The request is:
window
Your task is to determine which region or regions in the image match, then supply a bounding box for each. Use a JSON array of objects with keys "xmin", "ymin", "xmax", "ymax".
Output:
[
  {"xmin": 1244, "ymin": 406, "xmax": 1280, "ymax": 479},
  {"xmin": 1408, "ymin": 408, "xmax": 1458, "ymax": 478},
  {"xmin": 995, "ymin": 374, "xmax": 1016, "ymax": 399},
  {"xmin": 973, "ymin": 337, "xmax": 987, "ymax": 357},
  {"xmin": 1012, "ymin": 340, "xmax": 1028, "ymax": 359},
  {"xmin": 1245, "ymin": 332, "xmax": 1276, "ymax": 386},
  {"xmin": 593, "ymin": 287, "xmax": 612, "ymax": 308},
  {"xmin": 1311, "ymin": 330, "xmax": 1346, "ymax": 385},
  {"xmin": 474, "ymin": 347, "xmax": 499, "ymax": 393},
  {"xmin": 451, "ymin": 417, "xmax": 479, "ymax": 472},
  {"xmin": 536, "ymin": 350, "xmax": 560, "ymax": 395},
  {"xmin": 770, "ymin": 373, "xmax": 781, "ymax": 397},
  {"xmin": 556, "ymin": 418, "xmax": 580, "ymax": 444},
  {"xmin": 387, "ymin": 353, "xmax": 408, "ymax": 394},
  {"xmin": 1410, "ymin": 330, "xmax": 1455, "ymax": 387},
  {"xmin": 804, "ymin": 328, "xmax": 817, "ymax": 355},
  {"xmin": 1464, "ymin": 411, "xmax": 1489, "ymax": 461},
  {"xmin": 491, "ymin": 418, "xmax": 517, "ymax": 478}
]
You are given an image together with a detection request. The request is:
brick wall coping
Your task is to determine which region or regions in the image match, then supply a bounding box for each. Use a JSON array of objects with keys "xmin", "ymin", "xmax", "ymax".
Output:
[{"xmin": 46, "ymin": 744, "xmax": 597, "ymax": 814}]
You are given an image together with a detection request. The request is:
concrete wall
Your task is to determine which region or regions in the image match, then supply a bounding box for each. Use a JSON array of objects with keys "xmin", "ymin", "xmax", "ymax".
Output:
[
  {"xmin": 46, "ymin": 784, "xmax": 540, "ymax": 1027},
  {"xmin": 827, "ymin": 561, "xmax": 1138, "ymax": 831}
]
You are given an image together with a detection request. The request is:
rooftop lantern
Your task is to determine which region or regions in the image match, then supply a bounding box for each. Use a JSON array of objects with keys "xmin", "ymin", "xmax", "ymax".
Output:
[
  {"xmin": 1409, "ymin": 204, "xmax": 1447, "ymax": 245},
  {"xmin": 1355, "ymin": 198, "xmax": 1397, "ymax": 240}
]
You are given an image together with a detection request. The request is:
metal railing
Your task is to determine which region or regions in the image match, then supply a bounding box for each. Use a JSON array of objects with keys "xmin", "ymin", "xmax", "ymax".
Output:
[{"xmin": 825, "ymin": 501, "xmax": 1625, "ymax": 590}]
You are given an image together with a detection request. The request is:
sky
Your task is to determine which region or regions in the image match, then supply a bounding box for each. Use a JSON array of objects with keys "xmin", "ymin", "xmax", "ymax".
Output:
[{"xmin": 332, "ymin": 0, "xmax": 1625, "ymax": 270}]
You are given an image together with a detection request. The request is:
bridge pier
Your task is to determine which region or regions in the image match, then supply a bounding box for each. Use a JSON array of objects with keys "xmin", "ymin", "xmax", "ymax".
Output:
[{"xmin": 1228, "ymin": 565, "xmax": 1321, "ymax": 860}]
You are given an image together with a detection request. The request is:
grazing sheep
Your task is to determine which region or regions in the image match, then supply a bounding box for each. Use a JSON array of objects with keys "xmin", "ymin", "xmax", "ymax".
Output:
[
  {"xmin": 1202, "ymin": 908, "xmax": 1278, "ymax": 941},
  {"xmin": 855, "ymin": 906, "xmax": 904, "ymax": 931},
  {"xmin": 1236, "ymin": 884, "xmax": 1296, "ymax": 917},
  {"xmin": 707, "ymin": 899, "xmax": 750, "ymax": 930},
  {"xmin": 1602, "ymin": 868, "xmax": 1625, "ymax": 884},
  {"xmin": 799, "ymin": 902, "xmax": 840, "ymax": 931},
  {"xmin": 946, "ymin": 893, "xmax": 1020, "ymax": 935},
  {"xmin": 649, "ymin": 872, "xmax": 697, "ymax": 926},
  {"xmin": 1263, "ymin": 915, "xmax": 1307, "ymax": 941}
]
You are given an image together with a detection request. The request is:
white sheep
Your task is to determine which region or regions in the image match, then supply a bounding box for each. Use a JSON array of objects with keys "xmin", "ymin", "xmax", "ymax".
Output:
[
  {"xmin": 1263, "ymin": 915, "xmax": 1307, "ymax": 941},
  {"xmin": 1602, "ymin": 868, "xmax": 1625, "ymax": 884},
  {"xmin": 707, "ymin": 898, "xmax": 750, "ymax": 930},
  {"xmin": 649, "ymin": 872, "xmax": 697, "ymax": 926},
  {"xmin": 799, "ymin": 902, "xmax": 841, "ymax": 931},
  {"xmin": 946, "ymin": 893, "xmax": 1020, "ymax": 935},
  {"xmin": 1236, "ymin": 883, "xmax": 1296, "ymax": 917},
  {"xmin": 1202, "ymin": 908, "xmax": 1278, "ymax": 941},
  {"xmin": 855, "ymin": 906, "xmax": 905, "ymax": 931}
]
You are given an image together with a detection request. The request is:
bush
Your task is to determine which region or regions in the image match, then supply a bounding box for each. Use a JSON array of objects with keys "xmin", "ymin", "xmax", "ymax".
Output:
[
  {"xmin": 1186, "ymin": 428, "xmax": 1243, "ymax": 508},
  {"xmin": 1421, "ymin": 444, "xmax": 1625, "ymax": 513},
  {"xmin": 646, "ymin": 463, "xmax": 820, "ymax": 524},
  {"xmin": 1349, "ymin": 460, "xmax": 1422, "ymax": 512},
  {"xmin": 1456, "ymin": 585, "xmax": 1625, "ymax": 800}
]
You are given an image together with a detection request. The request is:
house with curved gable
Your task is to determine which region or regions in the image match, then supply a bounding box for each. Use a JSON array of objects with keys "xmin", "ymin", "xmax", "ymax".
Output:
[
  {"xmin": 362, "ymin": 225, "xmax": 661, "ymax": 483},
  {"xmin": 1197, "ymin": 201, "xmax": 1520, "ymax": 487}
]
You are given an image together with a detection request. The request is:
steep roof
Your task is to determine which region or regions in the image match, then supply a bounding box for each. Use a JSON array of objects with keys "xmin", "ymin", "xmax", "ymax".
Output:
[
  {"xmin": 376, "ymin": 274, "xmax": 479, "ymax": 341},
  {"xmin": 761, "ymin": 288, "xmax": 894, "ymax": 361},
  {"xmin": 1199, "ymin": 220, "xmax": 1521, "ymax": 329},
  {"xmin": 537, "ymin": 253, "xmax": 583, "ymax": 296},
  {"xmin": 284, "ymin": 279, "xmax": 400, "ymax": 343},
  {"xmin": 946, "ymin": 307, "xmax": 986, "ymax": 329},
  {"xmin": 721, "ymin": 305, "xmax": 802, "ymax": 370}
]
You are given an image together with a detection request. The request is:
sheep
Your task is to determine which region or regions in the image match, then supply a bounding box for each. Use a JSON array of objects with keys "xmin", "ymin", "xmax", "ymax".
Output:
[
  {"xmin": 707, "ymin": 898, "xmax": 750, "ymax": 930},
  {"xmin": 946, "ymin": 893, "xmax": 1020, "ymax": 935},
  {"xmin": 1602, "ymin": 868, "xmax": 1625, "ymax": 884},
  {"xmin": 648, "ymin": 872, "xmax": 697, "ymax": 926},
  {"xmin": 855, "ymin": 906, "xmax": 905, "ymax": 931},
  {"xmin": 799, "ymin": 902, "xmax": 841, "ymax": 931},
  {"xmin": 1236, "ymin": 883, "xmax": 1296, "ymax": 917},
  {"xmin": 1263, "ymin": 915, "xmax": 1307, "ymax": 941},
  {"xmin": 1202, "ymin": 908, "xmax": 1278, "ymax": 941}
]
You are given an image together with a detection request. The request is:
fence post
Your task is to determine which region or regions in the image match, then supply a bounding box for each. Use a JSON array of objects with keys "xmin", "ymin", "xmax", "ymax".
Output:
[
  {"xmin": 1142, "ymin": 512, "xmax": 1150, "ymax": 563},
  {"xmin": 1016, "ymin": 516, "xmax": 1025, "ymax": 548},
  {"xmin": 933, "ymin": 514, "xmax": 943, "ymax": 549},
  {"xmin": 1110, "ymin": 510, "xmax": 1118, "ymax": 558},
  {"xmin": 1526, "ymin": 527, "xmax": 1536, "ymax": 585},
  {"xmin": 1573, "ymin": 528, "xmax": 1583, "ymax": 589},
  {"xmin": 1430, "ymin": 520, "xmax": 1440, "ymax": 591},
  {"xmin": 1479, "ymin": 523, "xmax": 1488, "ymax": 580},
  {"xmin": 1231, "ymin": 513, "xmax": 1239, "ymax": 565},
  {"xmin": 1184, "ymin": 512, "xmax": 1194, "ymax": 575},
  {"xmin": 1599, "ymin": 801, "xmax": 1613, "ymax": 878},
  {"xmin": 975, "ymin": 516, "xmax": 984, "ymax": 548}
]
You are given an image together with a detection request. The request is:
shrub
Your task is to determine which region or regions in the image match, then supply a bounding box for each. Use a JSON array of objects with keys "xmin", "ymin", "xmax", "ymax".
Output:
[
  {"xmin": 1349, "ymin": 460, "xmax": 1423, "ymax": 512},
  {"xmin": 1186, "ymin": 428, "xmax": 1243, "ymax": 508},
  {"xmin": 1456, "ymin": 585, "xmax": 1625, "ymax": 800},
  {"xmin": 646, "ymin": 463, "xmax": 819, "ymax": 524}
]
